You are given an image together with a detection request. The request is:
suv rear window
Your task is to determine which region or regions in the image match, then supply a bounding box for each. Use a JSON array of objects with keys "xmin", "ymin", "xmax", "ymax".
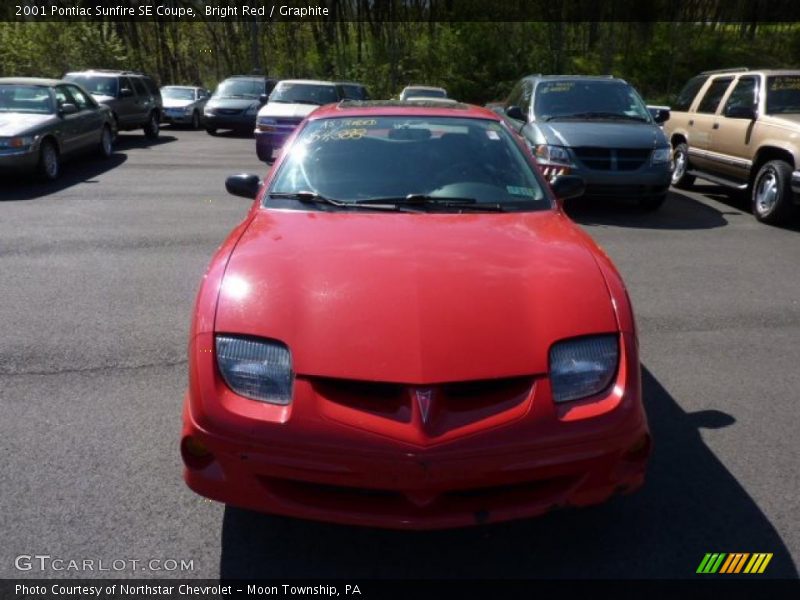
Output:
[
  {"xmin": 696, "ymin": 77, "xmax": 733, "ymax": 114},
  {"xmin": 673, "ymin": 75, "xmax": 708, "ymax": 111}
]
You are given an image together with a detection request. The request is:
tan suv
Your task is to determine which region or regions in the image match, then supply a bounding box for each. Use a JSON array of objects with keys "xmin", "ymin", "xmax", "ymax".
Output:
[{"xmin": 666, "ymin": 68, "xmax": 800, "ymax": 224}]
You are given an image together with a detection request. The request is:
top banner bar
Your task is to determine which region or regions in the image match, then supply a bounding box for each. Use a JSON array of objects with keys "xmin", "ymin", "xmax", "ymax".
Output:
[{"xmin": 4, "ymin": 0, "xmax": 800, "ymax": 23}]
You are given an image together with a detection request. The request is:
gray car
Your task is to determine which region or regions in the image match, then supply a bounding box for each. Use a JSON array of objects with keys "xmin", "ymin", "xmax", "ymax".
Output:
[
  {"xmin": 63, "ymin": 70, "xmax": 163, "ymax": 139},
  {"xmin": 161, "ymin": 86, "xmax": 211, "ymax": 129},
  {"xmin": 497, "ymin": 75, "xmax": 672, "ymax": 210},
  {"xmin": 204, "ymin": 76, "xmax": 277, "ymax": 135},
  {"xmin": 0, "ymin": 77, "xmax": 115, "ymax": 181}
]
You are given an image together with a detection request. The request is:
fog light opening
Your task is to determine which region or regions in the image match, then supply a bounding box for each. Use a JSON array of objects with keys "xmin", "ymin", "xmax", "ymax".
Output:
[
  {"xmin": 623, "ymin": 434, "xmax": 652, "ymax": 462},
  {"xmin": 181, "ymin": 436, "xmax": 215, "ymax": 470}
]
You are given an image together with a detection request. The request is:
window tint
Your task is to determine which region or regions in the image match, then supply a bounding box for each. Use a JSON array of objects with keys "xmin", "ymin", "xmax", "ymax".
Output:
[
  {"xmin": 724, "ymin": 77, "xmax": 758, "ymax": 114},
  {"xmin": 143, "ymin": 77, "xmax": 159, "ymax": 95},
  {"xmin": 131, "ymin": 77, "xmax": 148, "ymax": 97},
  {"xmin": 54, "ymin": 85, "xmax": 75, "ymax": 107},
  {"xmin": 696, "ymin": 77, "xmax": 733, "ymax": 114},
  {"xmin": 766, "ymin": 76, "xmax": 800, "ymax": 115},
  {"xmin": 673, "ymin": 75, "xmax": 708, "ymax": 111}
]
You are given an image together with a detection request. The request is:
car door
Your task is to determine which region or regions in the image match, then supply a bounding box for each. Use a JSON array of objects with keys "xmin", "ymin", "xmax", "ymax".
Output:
[
  {"xmin": 116, "ymin": 76, "xmax": 137, "ymax": 127},
  {"xmin": 686, "ymin": 76, "xmax": 735, "ymax": 173},
  {"xmin": 710, "ymin": 75, "xmax": 759, "ymax": 182},
  {"xmin": 66, "ymin": 84, "xmax": 103, "ymax": 151},
  {"xmin": 53, "ymin": 85, "xmax": 83, "ymax": 156},
  {"xmin": 131, "ymin": 77, "xmax": 153, "ymax": 122}
]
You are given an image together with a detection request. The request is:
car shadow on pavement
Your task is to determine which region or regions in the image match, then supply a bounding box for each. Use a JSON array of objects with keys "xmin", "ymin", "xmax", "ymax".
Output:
[
  {"xmin": 207, "ymin": 129, "xmax": 255, "ymax": 139},
  {"xmin": 113, "ymin": 133, "xmax": 178, "ymax": 151},
  {"xmin": 0, "ymin": 154, "xmax": 127, "ymax": 201},
  {"xmin": 690, "ymin": 184, "xmax": 800, "ymax": 232},
  {"xmin": 218, "ymin": 367, "xmax": 796, "ymax": 579},
  {"xmin": 565, "ymin": 190, "xmax": 730, "ymax": 230}
]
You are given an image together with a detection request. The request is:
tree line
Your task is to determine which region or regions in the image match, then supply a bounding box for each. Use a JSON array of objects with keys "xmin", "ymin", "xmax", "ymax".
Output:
[{"xmin": 1, "ymin": 0, "xmax": 800, "ymax": 104}]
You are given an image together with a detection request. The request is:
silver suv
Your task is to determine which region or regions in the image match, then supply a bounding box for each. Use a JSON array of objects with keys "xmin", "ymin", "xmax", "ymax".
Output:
[{"xmin": 63, "ymin": 70, "xmax": 163, "ymax": 139}]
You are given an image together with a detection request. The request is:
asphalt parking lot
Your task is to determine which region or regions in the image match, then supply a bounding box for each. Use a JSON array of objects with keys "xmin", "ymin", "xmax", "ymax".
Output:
[{"xmin": 1, "ymin": 128, "xmax": 798, "ymax": 579}]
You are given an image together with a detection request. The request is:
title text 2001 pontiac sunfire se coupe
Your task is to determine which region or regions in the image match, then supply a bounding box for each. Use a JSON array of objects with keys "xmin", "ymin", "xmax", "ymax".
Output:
[{"xmin": 181, "ymin": 100, "xmax": 651, "ymax": 529}]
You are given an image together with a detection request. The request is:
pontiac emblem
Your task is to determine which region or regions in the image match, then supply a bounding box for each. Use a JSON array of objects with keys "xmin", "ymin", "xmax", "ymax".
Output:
[{"xmin": 415, "ymin": 388, "xmax": 433, "ymax": 424}]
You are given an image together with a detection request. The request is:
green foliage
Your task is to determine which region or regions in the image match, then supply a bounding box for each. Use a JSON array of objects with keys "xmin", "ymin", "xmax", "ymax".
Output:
[{"xmin": 2, "ymin": 21, "xmax": 799, "ymax": 104}]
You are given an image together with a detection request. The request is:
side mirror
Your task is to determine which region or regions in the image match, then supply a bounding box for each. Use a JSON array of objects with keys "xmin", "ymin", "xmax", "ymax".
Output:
[
  {"xmin": 225, "ymin": 174, "xmax": 262, "ymax": 199},
  {"xmin": 119, "ymin": 88, "xmax": 134, "ymax": 98},
  {"xmin": 259, "ymin": 94, "xmax": 269, "ymax": 105},
  {"xmin": 550, "ymin": 175, "xmax": 585, "ymax": 201},
  {"xmin": 649, "ymin": 107, "xmax": 670, "ymax": 124},
  {"xmin": 59, "ymin": 103, "xmax": 78, "ymax": 115},
  {"xmin": 505, "ymin": 105, "xmax": 527, "ymax": 122},
  {"xmin": 725, "ymin": 105, "xmax": 756, "ymax": 120}
]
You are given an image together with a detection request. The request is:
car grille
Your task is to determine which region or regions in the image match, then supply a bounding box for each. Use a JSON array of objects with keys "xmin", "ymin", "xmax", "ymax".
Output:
[
  {"xmin": 216, "ymin": 108, "xmax": 243, "ymax": 116},
  {"xmin": 573, "ymin": 147, "xmax": 651, "ymax": 171}
]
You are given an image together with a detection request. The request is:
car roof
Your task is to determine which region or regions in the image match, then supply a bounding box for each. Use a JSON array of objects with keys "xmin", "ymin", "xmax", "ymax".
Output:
[
  {"xmin": 275, "ymin": 79, "xmax": 336, "ymax": 86},
  {"xmin": 524, "ymin": 74, "xmax": 624, "ymax": 83},
  {"xmin": 65, "ymin": 70, "xmax": 147, "ymax": 77},
  {"xmin": 706, "ymin": 69, "xmax": 800, "ymax": 77},
  {"xmin": 223, "ymin": 75, "xmax": 275, "ymax": 81},
  {"xmin": 404, "ymin": 85, "xmax": 446, "ymax": 91},
  {"xmin": 0, "ymin": 77, "xmax": 62, "ymax": 86},
  {"xmin": 308, "ymin": 100, "xmax": 499, "ymax": 121},
  {"xmin": 162, "ymin": 85, "xmax": 202, "ymax": 89}
]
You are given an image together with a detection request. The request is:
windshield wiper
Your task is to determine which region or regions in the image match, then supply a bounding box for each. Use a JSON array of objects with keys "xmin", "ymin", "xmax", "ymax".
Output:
[
  {"xmin": 267, "ymin": 191, "xmax": 409, "ymax": 212},
  {"xmin": 356, "ymin": 194, "xmax": 506, "ymax": 212}
]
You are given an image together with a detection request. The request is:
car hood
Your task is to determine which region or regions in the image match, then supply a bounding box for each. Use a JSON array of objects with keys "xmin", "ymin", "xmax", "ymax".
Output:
[
  {"xmin": 207, "ymin": 98, "xmax": 258, "ymax": 110},
  {"xmin": 257, "ymin": 102, "xmax": 319, "ymax": 119},
  {"xmin": 0, "ymin": 113, "xmax": 55, "ymax": 136},
  {"xmin": 535, "ymin": 120, "xmax": 666, "ymax": 148},
  {"xmin": 215, "ymin": 210, "xmax": 617, "ymax": 383},
  {"xmin": 163, "ymin": 99, "xmax": 194, "ymax": 109}
]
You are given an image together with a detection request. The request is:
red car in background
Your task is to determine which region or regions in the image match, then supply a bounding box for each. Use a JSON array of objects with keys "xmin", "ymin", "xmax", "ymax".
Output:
[{"xmin": 181, "ymin": 100, "xmax": 651, "ymax": 529}]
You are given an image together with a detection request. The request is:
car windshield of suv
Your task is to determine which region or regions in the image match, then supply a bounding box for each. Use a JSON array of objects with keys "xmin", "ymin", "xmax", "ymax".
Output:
[
  {"xmin": 270, "ymin": 82, "xmax": 338, "ymax": 105},
  {"xmin": 268, "ymin": 115, "xmax": 548, "ymax": 212},
  {"xmin": 63, "ymin": 75, "xmax": 118, "ymax": 97},
  {"xmin": 534, "ymin": 80, "xmax": 651, "ymax": 122},
  {"xmin": 0, "ymin": 84, "xmax": 54, "ymax": 114},
  {"xmin": 214, "ymin": 79, "xmax": 263, "ymax": 99},
  {"xmin": 162, "ymin": 87, "xmax": 195, "ymax": 100},
  {"xmin": 766, "ymin": 76, "xmax": 800, "ymax": 114}
]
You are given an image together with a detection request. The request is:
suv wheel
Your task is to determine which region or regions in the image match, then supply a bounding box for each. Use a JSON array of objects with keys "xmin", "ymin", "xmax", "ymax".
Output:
[
  {"xmin": 752, "ymin": 160, "xmax": 795, "ymax": 225},
  {"xmin": 37, "ymin": 139, "xmax": 60, "ymax": 181},
  {"xmin": 671, "ymin": 142, "xmax": 695, "ymax": 189},
  {"xmin": 98, "ymin": 125, "xmax": 113, "ymax": 158},
  {"xmin": 144, "ymin": 112, "xmax": 160, "ymax": 139}
]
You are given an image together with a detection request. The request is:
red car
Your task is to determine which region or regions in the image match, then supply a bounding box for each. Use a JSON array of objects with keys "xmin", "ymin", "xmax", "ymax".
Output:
[{"xmin": 181, "ymin": 101, "xmax": 651, "ymax": 529}]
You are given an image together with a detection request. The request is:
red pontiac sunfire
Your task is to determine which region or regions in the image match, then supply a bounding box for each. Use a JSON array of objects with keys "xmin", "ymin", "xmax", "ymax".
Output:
[{"xmin": 181, "ymin": 100, "xmax": 651, "ymax": 529}]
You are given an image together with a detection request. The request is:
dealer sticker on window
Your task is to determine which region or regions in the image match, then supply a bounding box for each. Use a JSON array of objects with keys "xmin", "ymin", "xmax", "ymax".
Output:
[{"xmin": 506, "ymin": 186, "xmax": 535, "ymax": 197}]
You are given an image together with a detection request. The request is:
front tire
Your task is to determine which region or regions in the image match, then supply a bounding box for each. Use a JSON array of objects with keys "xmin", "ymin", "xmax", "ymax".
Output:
[
  {"xmin": 37, "ymin": 139, "xmax": 60, "ymax": 181},
  {"xmin": 98, "ymin": 125, "xmax": 113, "ymax": 158},
  {"xmin": 143, "ymin": 112, "xmax": 160, "ymax": 139},
  {"xmin": 671, "ymin": 142, "xmax": 695, "ymax": 189},
  {"xmin": 752, "ymin": 160, "xmax": 795, "ymax": 225}
]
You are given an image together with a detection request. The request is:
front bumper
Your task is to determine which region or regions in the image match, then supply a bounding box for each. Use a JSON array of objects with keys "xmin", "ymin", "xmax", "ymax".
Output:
[
  {"xmin": 162, "ymin": 109, "xmax": 195, "ymax": 124},
  {"xmin": 254, "ymin": 130, "xmax": 292, "ymax": 162},
  {"xmin": 204, "ymin": 112, "xmax": 256, "ymax": 130},
  {"xmin": 0, "ymin": 146, "xmax": 39, "ymax": 171},
  {"xmin": 182, "ymin": 331, "xmax": 650, "ymax": 529}
]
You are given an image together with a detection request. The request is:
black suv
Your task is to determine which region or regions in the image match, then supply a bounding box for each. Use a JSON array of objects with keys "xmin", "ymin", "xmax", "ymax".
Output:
[{"xmin": 63, "ymin": 70, "xmax": 163, "ymax": 139}]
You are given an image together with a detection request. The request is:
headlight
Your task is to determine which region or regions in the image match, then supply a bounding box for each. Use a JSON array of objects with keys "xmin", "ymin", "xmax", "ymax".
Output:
[
  {"xmin": 0, "ymin": 135, "xmax": 35, "ymax": 149},
  {"xmin": 215, "ymin": 335, "xmax": 293, "ymax": 404},
  {"xmin": 549, "ymin": 335, "xmax": 619, "ymax": 403},
  {"xmin": 652, "ymin": 147, "xmax": 670, "ymax": 164},
  {"xmin": 533, "ymin": 144, "xmax": 574, "ymax": 167},
  {"xmin": 257, "ymin": 117, "xmax": 277, "ymax": 132}
]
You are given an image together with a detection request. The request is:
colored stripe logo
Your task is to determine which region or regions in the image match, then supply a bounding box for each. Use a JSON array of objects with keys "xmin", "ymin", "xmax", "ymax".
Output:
[{"xmin": 697, "ymin": 553, "xmax": 772, "ymax": 574}]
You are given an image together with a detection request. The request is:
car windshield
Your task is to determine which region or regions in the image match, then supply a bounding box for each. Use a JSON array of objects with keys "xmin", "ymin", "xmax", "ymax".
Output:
[
  {"xmin": 404, "ymin": 88, "xmax": 446, "ymax": 99},
  {"xmin": 0, "ymin": 84, "xmax": 54, "ymax": 114},
  {"xmin": 534, "ymin": 80, "xmax": 651, "ymax": 122},
  {"xmin": 766, "ymin": 76, "xmax": 800, "ymax": 114},
  {"xmin": 270, "ymin": 82, "xmax": 338, "ymax": 105},
  {"xmin": 162, "ymin": 87, "xmax": 195, "ymax": 100},
  {"xmin": 64, "ymin": 74, "xmax": 118, "ymax": 97},
  {"xmin": 268, "ymin": 115, "xmax": 549, "ymax": 211},
  {"xmin": 214, "ymin": 79, "xmax": 263, "ymax": 99}
]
